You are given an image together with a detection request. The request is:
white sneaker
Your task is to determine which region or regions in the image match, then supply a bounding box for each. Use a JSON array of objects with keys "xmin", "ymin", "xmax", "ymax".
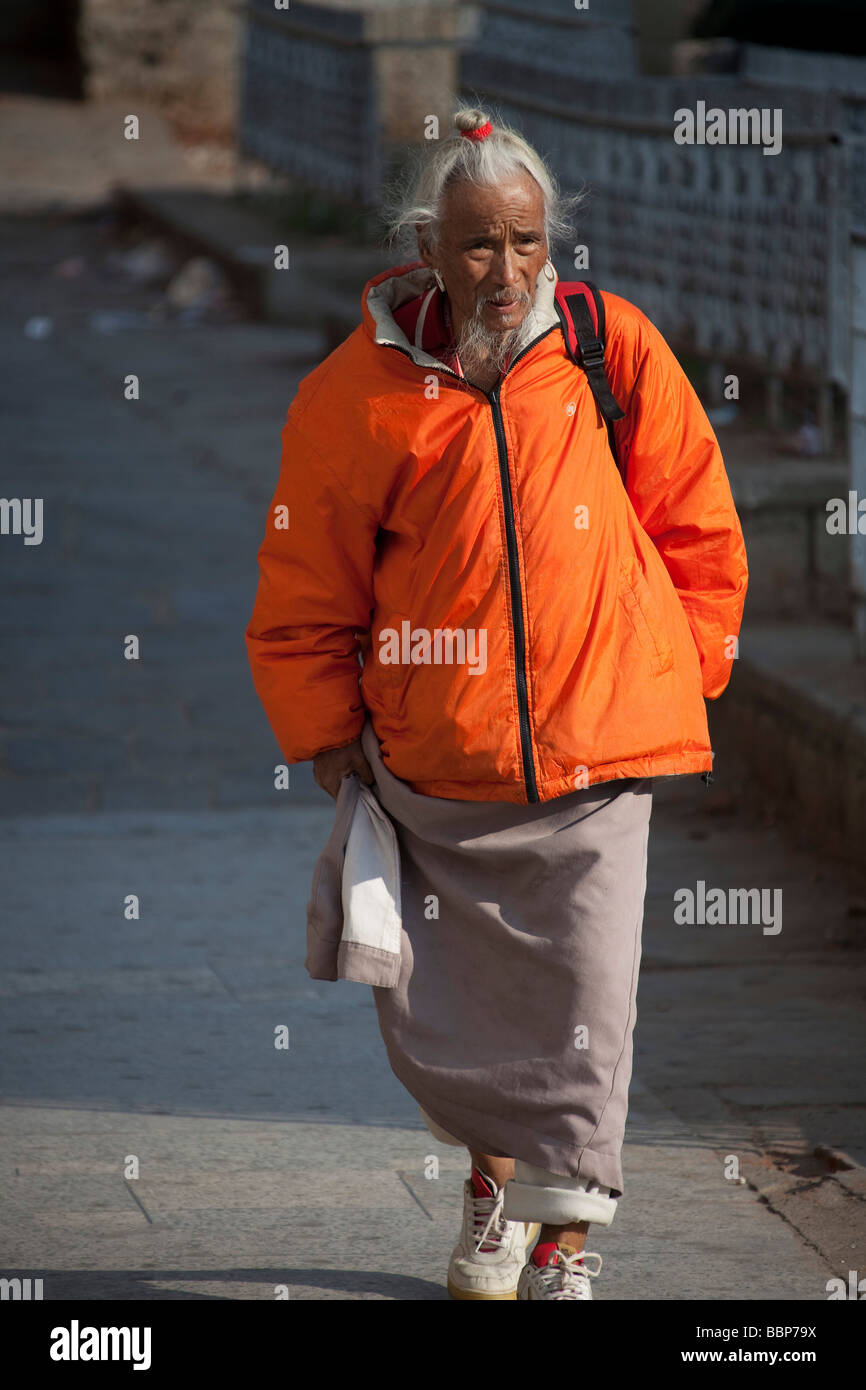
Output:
[
  {"xmin": 447, "ymin": 1168, "xmax": 540, "ymax": 1300},
  {"xmin": 517, "ymin": 1244, "xmax": 603, "ymax": 1300}
]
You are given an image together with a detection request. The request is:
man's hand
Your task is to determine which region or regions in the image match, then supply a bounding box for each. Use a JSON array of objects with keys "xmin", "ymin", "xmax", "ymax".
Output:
[{"xmin": 313, "ymin": 737, "xmax": 375, "ymax": 800}]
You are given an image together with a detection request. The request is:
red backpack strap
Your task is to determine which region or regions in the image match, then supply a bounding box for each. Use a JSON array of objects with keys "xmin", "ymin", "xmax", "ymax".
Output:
[{"xmin": 554, "ymin": 279, "xmax": 626, "ymax": 478}]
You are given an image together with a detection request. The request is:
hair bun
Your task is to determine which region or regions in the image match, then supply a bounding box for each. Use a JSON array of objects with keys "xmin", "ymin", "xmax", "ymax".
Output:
[{"xmin": 455, "ymin": 108, "xmax": 490, "ymax": 134}]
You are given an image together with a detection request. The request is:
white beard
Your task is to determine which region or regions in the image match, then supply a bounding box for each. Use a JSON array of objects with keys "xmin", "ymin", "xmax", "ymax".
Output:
[{"xmin": 455, "ymin": 293, "xmax": 540, "ymax": 380}]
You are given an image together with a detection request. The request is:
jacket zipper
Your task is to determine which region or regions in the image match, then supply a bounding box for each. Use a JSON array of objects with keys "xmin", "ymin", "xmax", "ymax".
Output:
[
  {"xmin": 487, "ymin": 378, "xmax": 538, "ymax": 802},
  {"xmin": 385, "ymin": 326, "xmax": 557, "ymax": 804},
  {"xmin": 482, "ymin": 329, "xmax": 557, "ymax": 802}
]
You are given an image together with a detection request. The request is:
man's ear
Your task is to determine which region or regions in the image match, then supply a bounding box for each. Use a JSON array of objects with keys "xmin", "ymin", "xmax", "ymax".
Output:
[{"xmin": 415, "ymin": 225, "xmax": 434, "ymax": 267}]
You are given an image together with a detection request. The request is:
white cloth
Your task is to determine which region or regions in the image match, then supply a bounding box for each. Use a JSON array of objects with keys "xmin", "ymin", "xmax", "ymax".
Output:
[
  {"xmin": 305, "ymin": 771, "xmax": 403, "ymax": 988},
  {"xmin": 341, "ymin": 781, "xmax": 402, "ymax": 956}
]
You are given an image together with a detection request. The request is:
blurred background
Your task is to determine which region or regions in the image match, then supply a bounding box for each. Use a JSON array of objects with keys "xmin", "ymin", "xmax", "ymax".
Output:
[{"xmin": 1, "ymin": 0, "xmax": 865, "ymax": 1302}]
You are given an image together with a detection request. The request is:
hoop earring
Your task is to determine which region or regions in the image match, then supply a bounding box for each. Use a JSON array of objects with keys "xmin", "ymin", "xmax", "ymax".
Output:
[
  {"xmin": 543, "ymin": 259, "xmax": 556, "ymax": 282},
  {"xmin": 433, "ymin": 268, "xmax": 445, "ymax": 291}
]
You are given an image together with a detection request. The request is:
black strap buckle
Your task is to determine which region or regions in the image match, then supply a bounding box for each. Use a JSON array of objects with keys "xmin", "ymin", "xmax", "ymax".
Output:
[{"xmin": 579, "ymin": 338, "xmax": 605, "ymax": 369}]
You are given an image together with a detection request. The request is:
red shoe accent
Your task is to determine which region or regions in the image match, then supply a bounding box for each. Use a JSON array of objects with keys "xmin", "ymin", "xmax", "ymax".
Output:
[
  {"xmin": 532, "ymin": 1241, "xmax": 582, "ymax": 1268},
  {"xmin": 470, "ymin": 1167, "xmax": 498, "ymax": 1199}
]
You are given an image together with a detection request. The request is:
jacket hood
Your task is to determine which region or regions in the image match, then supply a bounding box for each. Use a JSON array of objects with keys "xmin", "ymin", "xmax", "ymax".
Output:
[{"xmin": 361, "ymin": 259, "xmax": 562, "ymax": 372}]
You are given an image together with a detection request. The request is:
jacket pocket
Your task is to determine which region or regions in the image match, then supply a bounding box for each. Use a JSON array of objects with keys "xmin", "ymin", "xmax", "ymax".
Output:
[{"xmin": 618, "ymin": 558, "xmax": 675, "ymax": 678}]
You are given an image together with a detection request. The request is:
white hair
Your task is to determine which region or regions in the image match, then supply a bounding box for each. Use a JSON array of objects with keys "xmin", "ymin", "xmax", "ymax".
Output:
[{"xmin": 383, "ymin": 104, "xmax": 584, "ymax": 258}]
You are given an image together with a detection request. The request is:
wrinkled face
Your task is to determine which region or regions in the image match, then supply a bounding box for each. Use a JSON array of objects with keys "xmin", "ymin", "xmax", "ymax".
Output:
[{"xmin": 419, "ymin": 171, "xmax": 549, "ymax": 341}]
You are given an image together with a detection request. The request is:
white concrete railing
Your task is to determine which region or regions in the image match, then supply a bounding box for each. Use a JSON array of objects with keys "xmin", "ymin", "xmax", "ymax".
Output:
[{"xmin": 460, "ymin": 63, "xmax": 854, "ymax": 394}]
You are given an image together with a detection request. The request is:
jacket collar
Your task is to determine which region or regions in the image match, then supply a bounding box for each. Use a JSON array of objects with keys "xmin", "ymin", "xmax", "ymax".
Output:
[{"xmin": 361, "ymin": 260, "xmax": 561, "ymax": 372}]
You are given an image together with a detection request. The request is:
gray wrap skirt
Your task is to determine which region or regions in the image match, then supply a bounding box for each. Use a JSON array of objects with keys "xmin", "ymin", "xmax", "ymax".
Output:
[{"xmin": 359, "ymin": 717, "xmax": 653, "ymax": 1202}]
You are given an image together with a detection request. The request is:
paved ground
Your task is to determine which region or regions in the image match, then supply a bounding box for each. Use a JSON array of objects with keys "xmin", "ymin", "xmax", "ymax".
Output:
[
  {"xmin": 0, "ymin": 208, "xmax": 325, "ymax": 815},
  {"xmin": 2, "ymin": 211, "xmax": 865, "ymax": 1301}
]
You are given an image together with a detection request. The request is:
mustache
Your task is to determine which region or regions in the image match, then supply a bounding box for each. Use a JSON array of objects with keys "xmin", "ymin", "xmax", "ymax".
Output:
[{"xmin": 476, "ymin": 289, "xmax": 531, "ymax": 310}]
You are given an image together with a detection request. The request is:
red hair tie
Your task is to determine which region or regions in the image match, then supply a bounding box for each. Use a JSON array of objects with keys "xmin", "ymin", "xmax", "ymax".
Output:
[{"xmin": 461, "ymin": 121, "xmax": 492, "ymax": 141}]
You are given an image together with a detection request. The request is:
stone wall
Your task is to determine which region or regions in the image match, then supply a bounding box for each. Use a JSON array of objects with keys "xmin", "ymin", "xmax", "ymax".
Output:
[
  {"xmin": 708, "ymin": 630, "xmax": 866, "ymax": 873},
  {"xmin": 80, "ymin": 0, "xmax": 239, "ymax": 140},
  {"xmin": 238, "ymin": 0, "xmax": 473, "ymax": 205}
]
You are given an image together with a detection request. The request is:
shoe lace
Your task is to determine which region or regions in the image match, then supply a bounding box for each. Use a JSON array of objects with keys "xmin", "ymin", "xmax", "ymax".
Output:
[
  {"xmin": 533, "ymin": 1248, "xmax": 603, "ymax": 1299},
  {"xmin": 472, "ymin": 1185, "xmax": 510, "ymax": 1254}
]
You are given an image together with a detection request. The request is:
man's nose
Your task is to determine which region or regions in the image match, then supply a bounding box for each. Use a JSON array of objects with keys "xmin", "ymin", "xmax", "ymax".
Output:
[{"xmin": 491, "ymin": 245, "xmax": 521, "ymax": 285}]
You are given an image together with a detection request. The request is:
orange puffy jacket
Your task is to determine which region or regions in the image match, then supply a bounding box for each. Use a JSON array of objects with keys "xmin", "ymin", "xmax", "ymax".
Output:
[{"xmin": 246, "ymin": 261, "xmax": 748, "ymax": 804}]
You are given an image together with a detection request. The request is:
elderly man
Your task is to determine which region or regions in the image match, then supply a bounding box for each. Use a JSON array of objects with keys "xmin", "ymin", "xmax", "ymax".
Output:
[{"xmin": 246, "ymin": 107, "xmax": 748, "ymax": 1301}]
